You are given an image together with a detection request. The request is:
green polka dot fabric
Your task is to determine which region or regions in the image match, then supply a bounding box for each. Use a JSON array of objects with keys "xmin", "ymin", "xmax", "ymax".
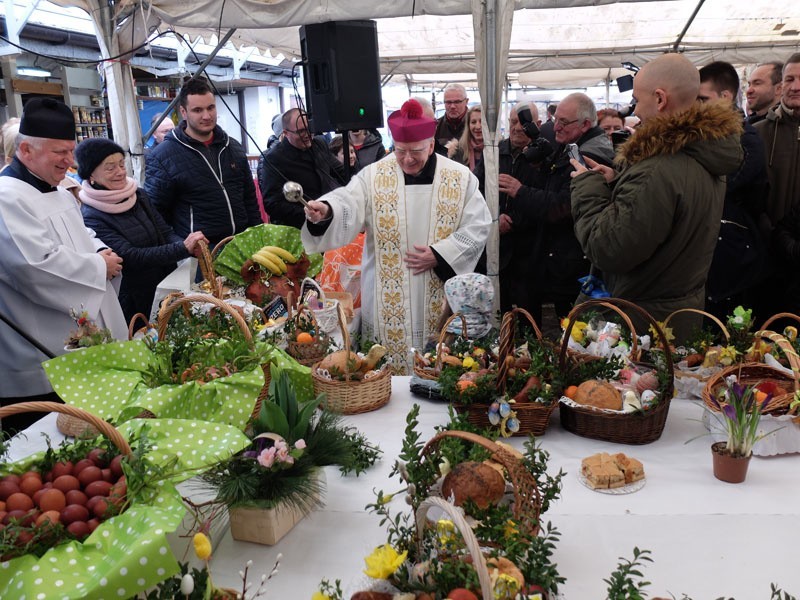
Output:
[
  {"xmin": 44, "ymin": 341, "xmax": 265, "ymax": 430},
  {"xmin": 0, "ymin": 420, "xmax": 249, "ymax": 599},
  {"xmin": 258, "ymin": 343, "xmax": 315, "ymax": 403},
  {"xmin": 214, "ymin": 223, "xmax": 323, "ymax": 285}
]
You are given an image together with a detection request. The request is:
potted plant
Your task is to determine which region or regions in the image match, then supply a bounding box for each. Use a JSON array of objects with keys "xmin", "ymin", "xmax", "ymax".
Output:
[
  {"xmin": 200, "ymin": 371, "xmax": 381, "ymax": 544},
  {"xmin": 705, "ymin": 375, "xmax": 774, "ymax": 483}
]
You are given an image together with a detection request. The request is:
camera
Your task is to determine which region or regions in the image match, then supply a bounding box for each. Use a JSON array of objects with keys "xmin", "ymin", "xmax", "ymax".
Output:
[{"xmin": 516, "ymin": 106, "xmax": 553, "ymax": 163}]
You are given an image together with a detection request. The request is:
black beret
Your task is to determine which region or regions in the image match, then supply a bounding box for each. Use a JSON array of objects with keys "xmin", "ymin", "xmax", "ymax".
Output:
[
  {"xmin": 74, "ymin": 138, "xmax": 125, "ymax": 180},
  {"xmin": 19, "ymin": 98, "xmax": 75, "ymax": 141}
]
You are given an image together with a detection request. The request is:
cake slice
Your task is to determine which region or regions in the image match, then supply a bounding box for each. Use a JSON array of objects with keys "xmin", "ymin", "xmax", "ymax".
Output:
[{"xmin": 614, "ymin": 453, "xmax": 645, "ymax": 484}]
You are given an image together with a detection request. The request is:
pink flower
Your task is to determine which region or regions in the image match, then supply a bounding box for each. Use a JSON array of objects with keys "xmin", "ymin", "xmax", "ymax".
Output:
[
  {"xmin": 295, "ymin": 439, "xmax": 307, "ymax": 450},
  {"xmin": 276, "ymin": 445, "xmax": 291, "ymax": 463},
  {"xmin": 257, "ymin": 447, "xmax": 277, "ymax": 468}
]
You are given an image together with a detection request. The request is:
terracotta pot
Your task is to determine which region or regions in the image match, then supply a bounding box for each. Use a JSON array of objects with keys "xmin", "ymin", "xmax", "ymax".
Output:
[{"xmin": 711, "ymin": 441, "xmax": 751, "ymax": 483}]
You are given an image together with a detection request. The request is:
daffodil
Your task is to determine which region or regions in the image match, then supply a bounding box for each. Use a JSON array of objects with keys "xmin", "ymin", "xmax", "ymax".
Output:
[
  {"xmin": 311, "ymin": 592, "xmax": 331, "ymax": 600},
  {"xmin": 493, "ymin": 573, "xmax": 521, "ymax": 599},
  {"xmin": 436, "ymin": 519, "xmax": 457, "ymax": 547},
  {"xmin": 462, "ymin": 356, "xmax": 478, "ymax": 371},
  {"xmin": 363, "ymin": 544, "xmax": 407, "ymax": 579},
  {"xmin": 719, "ymin": 345, "xmax": 739, "ymax": 367},
  {"xmin": 503, "ymin": 519, "xmax": 519, "ymax": 539},
  {"xmin": 649, "ymin": 321, "xmax": 674, "ymax": 346},
  {"xmin": 193, "ymin": 532, "xmax": 212, "ymax": 561},
  {"xmin": 561, "ymin": 318, "xmax": 588, "ymax": 343}
]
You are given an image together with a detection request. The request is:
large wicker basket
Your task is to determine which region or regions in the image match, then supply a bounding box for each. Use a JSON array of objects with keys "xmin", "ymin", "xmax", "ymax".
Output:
[
  {"xmin": 157, "ymin": 293, "xmax": 271, "ymax": 421},
  {"xmin": 702, "ymin": 329, "xmax": 800, "ymax": 417},
  {"xmin": 558, "ymin": 298, "xmax": 675, "ymax": 445},
  {"xmin": 413, "ymin": 312, "xmax": 469, "ymax": 381},
  {"xmin": 312, "ymin": 304, "xmax": 391, "ymax": 414},
  {"xmin": 455, "ymin": 307, "xmax": 557, "ymax": 436}
]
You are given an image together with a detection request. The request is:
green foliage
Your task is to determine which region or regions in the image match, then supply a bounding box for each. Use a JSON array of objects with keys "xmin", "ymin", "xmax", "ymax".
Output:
[
  {"xmin": 129, "ymin": 562, "xmax": 210, "ymax": 599},
  {"xmin": 522, "ymin": 436, "xmax": 565, "ymax": 515},
  {"xmin": 515, "ymin": 521, "xmax": 566, "ymax": 595},
  {"xmin": 253, "ymin": 371, "xmax": 318, "ymax": 442},
  {"xmin": 564, "ymin": 353, "xmax": 625, "ymax": 387},
  {"xmin": 317, "ymin": 579, "xmax": 344, "ymax": 600},
  {"xmin": 338, "ymin": 427, "xmax": 383, "ymax": 476},
  {"xmin": 604, "ymin": 547, "xmax": 653, "ymax": 600}
]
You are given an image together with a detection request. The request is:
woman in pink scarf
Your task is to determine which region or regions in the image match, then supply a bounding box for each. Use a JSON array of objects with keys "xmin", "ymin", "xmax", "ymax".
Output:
[
  {"xmin": 76, "ymin": 138, "xmax": 208, "ymax": 322},
  {"xmin": 446, "ymin": 104, "xmax": 484, "ymax": 172}
]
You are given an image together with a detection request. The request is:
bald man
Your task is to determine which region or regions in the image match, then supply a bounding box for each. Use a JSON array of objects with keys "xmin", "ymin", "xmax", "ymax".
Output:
[{"xmin": 569, "ymin": 54, "xmax": 743, "ymax": 341}]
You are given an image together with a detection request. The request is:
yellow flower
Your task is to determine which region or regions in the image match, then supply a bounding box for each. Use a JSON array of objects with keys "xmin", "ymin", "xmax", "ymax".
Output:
[
  {"xmin": 436, "ymin": 519, "xmax": 457, "ymax": 546},
  {"xmin": 719, "ymin": 345, "xmax": 739, "ymax": 367},
  {"xmin": 649, "ymin": 322, "xmax": 674, "ymax": 346},
  {"xmin": 311, "ymin": 593, "xmax": 331, "ymax": 600},
  {"xmin": 363, "ymin": 544, "xmax": 407, "ymax": 579},
  {"xmin": 561, "ymin": 318, "xmax": 588, "ymax": 343},
  {"xmin": 462, "ymin": 356, "xmax": 478, "ymax": 371},
  {"xmin": 503, "ymin": 519, "xmax": 519, "ymax": 539},
  {"xmin": 493, "ymin": 573, "xmax": 521, "ymax": 599},
  {"xmin": 193, "ymin": 532, "xmax": 212, "ymax": 561}
]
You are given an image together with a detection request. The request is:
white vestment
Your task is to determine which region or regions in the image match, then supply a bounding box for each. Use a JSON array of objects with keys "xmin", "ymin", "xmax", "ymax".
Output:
[
  {"xmin": 302, "ymin": 154, "xmax": 490, "ymax": 373},
  {"xmin": 0, "ymin": 176, "xmax": 127, "ymax": 397}
]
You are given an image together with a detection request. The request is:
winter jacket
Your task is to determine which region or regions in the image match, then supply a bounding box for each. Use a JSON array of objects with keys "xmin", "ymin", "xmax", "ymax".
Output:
[
  {"xmin": 81, "ymin": 189, "xmax": 190, "ymax": 322},
  {"xmin": 144, "ymin": 123, "xmax": 261, "ymax": 245},
  {"xmin": 706, "ymin": 118, "xmax": 769, "ymax": 304},
  {"xmin": 571, "ymin": 102, "xmax": 743, "ymax": 339},
  {"xmin": 435, "ymin": 114, "xmax": 466, "ymax": 150},
  {"xmin": 514, "ymin": 127, "xmax": 615, "ymax": 298},
  {"xmin": 754, "ymin": 102, "xmax": 800, "ymax": 228},
  {"xmin": 772, "ymin": 204, "xmax": 800, "ymax": 315},
  {"xmin": 353, "ymin": 131, "xmax": 386, "ymax": 170},
  {"xmin": 259, "ymin": 136, "xmax": 345, "ymax": 229}
]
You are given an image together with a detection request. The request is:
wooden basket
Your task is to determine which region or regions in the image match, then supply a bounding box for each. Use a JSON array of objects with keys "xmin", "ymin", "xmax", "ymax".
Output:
[
  {"xmin": 413, "ymin": 312, "xmax": 469, "ymax": 381},
  {"xmin": 455, "ymin": 307, "xmax": 556, "ymax": 436},
  {"xmin": 420, "ymin": 430, "xmax": 542, "ymax": 538},
  {"xmin": 702, "ymin": 330, "xmax": 800, "ymax": 416},
  {"xmin": 4, "ymin": 401, "xmax": 132, "ymax": 457},
  {"xmin": 299, "ymin": 277, "xmax": 340, "ymax": 335},
  {"xmin": 197, "ymin": 240, "xmax": 224, "ymax": 299},
  {"xmin": 760, "ymin": 312, "xmax": 800, "ymax": 334},
  {"xmin": 665, "ymin": 308, "xmax": 730, "ymax": 382},
  {"xmin": 285, "ymin": 298, "xmax": 329, "ymax": 367},
  {"xmin": 563, "ymin": 300, "xmax": 640, "ymax": 367},
  {"xmin": 157, "ymin": 293, "xmax": 270, "ymax": 421},
  {"xmin": 312, "ymin": 304, "xmax": 391, "ymax": 414},
  {"xmin": 558, "ymin": 298, "xmax": 675, "ymax": 445}
]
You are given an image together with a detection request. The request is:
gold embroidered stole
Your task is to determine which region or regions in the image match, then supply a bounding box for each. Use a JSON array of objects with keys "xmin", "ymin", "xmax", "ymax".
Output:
[{"xmin": 370, "ymin": 155, "xmax": 467, "ymax": 373}]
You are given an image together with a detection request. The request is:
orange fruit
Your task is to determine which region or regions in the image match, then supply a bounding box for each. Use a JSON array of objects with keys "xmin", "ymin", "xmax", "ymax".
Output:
[
  {"xmin": 564, "ymin": 385, "xmax": 579, "ymax": 399},
  {"xmin": 754, "ymin": 390, "xmax": 769, "ymax": 406},
  {"xmin": 456, "ymin": 379, "xmax": 476, "ymax": 393},
  {"xmin": 296, "ymin": 332, "xmax": 314, "ymax": 344}
]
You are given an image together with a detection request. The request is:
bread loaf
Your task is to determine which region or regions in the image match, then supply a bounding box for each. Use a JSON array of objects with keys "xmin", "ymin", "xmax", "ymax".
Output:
[
  {"xmin": 441, "ymin": 461, "xmax": 505, "ymax": 509},
  {"xmin": 573, "ymin": 380, "xmax": 622, "ymax": 410}
]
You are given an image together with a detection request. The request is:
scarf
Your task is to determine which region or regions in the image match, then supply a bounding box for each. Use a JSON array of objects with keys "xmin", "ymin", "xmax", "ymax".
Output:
[
  {"xmin": 79, "ymin": 177, "xmax": 138, "ymax": 214},
  {"xmin": 444, "ymin": 273, "xmax": 494, "ymax": 339},
  {"xmin": 468, "ymin": 137, "xmax": 484, "ymax": 171}
]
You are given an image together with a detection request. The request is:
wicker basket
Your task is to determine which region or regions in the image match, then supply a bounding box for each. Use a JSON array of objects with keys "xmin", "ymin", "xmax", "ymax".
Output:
[
  {"xmin": 702, "ymin": 329, "xmax": 800, "ymax": 416},
  {"xmin": 196, "ymin": 239, "xmax": 225, "ymax": 298},
  {"xmin": 563, "ymin": 300, "xmax": 641, "ymax": 368},
  {"xmin": 760, "ymin": 312, "xmax": 800, "ymax": 334},
  {"xmin": 297, "ymin": 277, "xmax": 340, "ymax": 335},
  {"xmin": 312, "ymin": 304, "xmax": 391, "ymax": 414},
  {"xmin": 419, "ymin": 430, "xmax": 542, "ymax": 538},
  {"xmin": 413, "ymin": 312, "xmax": 469, "ymax": 381},
  {"xmin": 4, "ymin": 401, "xmax": 132, "ymax": 457},
  {"xmin": 285, "ymin": 299, "xmax": 329, "ymax": 367},
  {"xmin": 557, "ymin": 298, "xmax": 675, "ymax": 445},
  {"xmin": 664, "ymin": 308, "xmax": 731, "ymax": 383},
  {"xmin": 455, "ymin": 307, "xmax": 557, "ymax": 436},
  {"xmin": 156, "ymin": 293, "xmax": 271, "ymax": 421}
]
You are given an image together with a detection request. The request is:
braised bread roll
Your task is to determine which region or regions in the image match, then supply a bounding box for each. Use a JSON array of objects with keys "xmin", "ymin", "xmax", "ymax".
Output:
[{"xmin": 441, "ymin": 461, "xmax": 505, "ymax": 509}]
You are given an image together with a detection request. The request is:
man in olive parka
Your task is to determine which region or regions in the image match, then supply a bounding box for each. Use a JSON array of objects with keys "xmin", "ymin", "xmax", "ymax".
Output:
[{"xmin": 569, "ymin": 54, "xmax": 743, "ymax": 342}]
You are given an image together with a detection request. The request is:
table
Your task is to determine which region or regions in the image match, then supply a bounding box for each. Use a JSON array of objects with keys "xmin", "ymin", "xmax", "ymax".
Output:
[{"xmin": 8, "ymin": 378, "xmax": 800, "ymax": 599}]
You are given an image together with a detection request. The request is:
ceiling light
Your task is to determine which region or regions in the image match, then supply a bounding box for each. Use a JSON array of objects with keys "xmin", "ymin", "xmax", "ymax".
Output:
[{"xmin": 17, "ymin": 67, "xmax": 52, "ymax": 78}]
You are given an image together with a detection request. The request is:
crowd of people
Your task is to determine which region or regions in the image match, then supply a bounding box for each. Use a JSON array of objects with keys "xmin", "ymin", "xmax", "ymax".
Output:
[{"xmin": 2, "ymin": 51, "xmax": 799, "ymax": 430}]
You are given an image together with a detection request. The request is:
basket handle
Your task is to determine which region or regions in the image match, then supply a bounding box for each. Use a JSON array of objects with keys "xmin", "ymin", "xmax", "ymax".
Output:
[
  {"xmin": 496, "ymin": 307, "xmax": 544, "ymax": 393},
  {"xmin": 300, "ymin": 277, "xmax": 326, "ymax": 304},
  {"xmin": 760, "ymin": 312, "xmax": 800, "ymax": 337},
  {"xmin": 415, "ymin": 496, "xmax": 493, "ymax": 600},
  {"xmin": 0, "ymin": 402, "xmax": 132, "ymax": 456},
  {"xmin": 156, "ymin": 294, "xmax": 254, "ymax": 349},
  {"xmin": 434, "ymin": 312, "xmax": 469, "ymax": 372},
  {"xmin": 210, "ymin": 235, "xmax": 235, "ymax": 261},
  {"xmin": 196, "ymin": 240, "xmax": 223, "ymax": 299},
  {"xmin": 332, "ymin": 302, "xmax": 354, "ymax": 380},
  {"xmin": 753, "ymin": 329, "xmax": 800, "ymax": 390},
  {"xmin": 663, "ymin": 308, "xmax": 730, "ymax": 342},
  {"xmin": 127, "ymin": 312, "xmax": 152, "ymax": 341}
]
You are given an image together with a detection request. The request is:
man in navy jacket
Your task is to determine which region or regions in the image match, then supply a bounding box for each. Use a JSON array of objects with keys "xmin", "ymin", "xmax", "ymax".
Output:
[{"xmin": 145, "ymin": 77, "xmax": 262, "ymax": 245}]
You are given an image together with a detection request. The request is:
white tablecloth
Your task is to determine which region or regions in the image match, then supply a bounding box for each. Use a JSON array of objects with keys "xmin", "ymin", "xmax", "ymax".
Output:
[{"xmin": 7, "ymin": 379, "xmax": 800, "ymax": 599}]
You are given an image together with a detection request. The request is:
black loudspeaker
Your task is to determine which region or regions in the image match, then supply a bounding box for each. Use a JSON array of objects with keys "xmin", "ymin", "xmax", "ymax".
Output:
[
  {"xmin": 299, "ymin": 20, "xmax": 383, "ymax": 133},
  {"xmin": 616, "ymin": 74, "xmax": 635, "ymax": 92}
]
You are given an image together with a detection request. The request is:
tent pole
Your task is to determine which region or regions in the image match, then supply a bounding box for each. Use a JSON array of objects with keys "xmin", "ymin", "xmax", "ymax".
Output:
[
  {"xmin": 141, "ymin": 28, "xmax": 238, "ymax": 144},
  {"xmin": 673, "ymin": 0, "xmax": 706, "ymax": 52}
]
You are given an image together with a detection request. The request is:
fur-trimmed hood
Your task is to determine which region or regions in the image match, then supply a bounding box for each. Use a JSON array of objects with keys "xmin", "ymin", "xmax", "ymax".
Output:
[{"xmin": 617, "ymin": 102, "xmax": 743, "ymax": 176}]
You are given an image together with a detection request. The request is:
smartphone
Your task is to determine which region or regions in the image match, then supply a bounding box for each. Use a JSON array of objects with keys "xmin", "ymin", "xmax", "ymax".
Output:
[{"xmin": 567, "ymin": 143, "xmax": 585, "ymax": 167}]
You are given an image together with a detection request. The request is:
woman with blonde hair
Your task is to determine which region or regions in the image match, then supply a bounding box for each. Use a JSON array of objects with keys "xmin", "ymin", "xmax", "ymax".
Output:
[{"xmin": 446, "ymin": 104, "xmax": 484, "ymax": 172}]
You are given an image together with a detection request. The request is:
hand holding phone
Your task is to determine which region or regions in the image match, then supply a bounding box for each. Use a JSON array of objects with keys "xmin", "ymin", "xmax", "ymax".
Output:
[{"xmin": 566, "ymin": 143, "xmax": 585, "ymax": 167}]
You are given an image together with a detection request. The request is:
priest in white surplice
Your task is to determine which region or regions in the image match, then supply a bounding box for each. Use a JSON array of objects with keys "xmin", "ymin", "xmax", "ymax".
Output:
[
  {"xmin": 302, "ymin": 99, "xmax": 491, "ymax": 373},
  {"xmin": 0, "ymin": 98, "xmax": 127, "ymax": 434}
]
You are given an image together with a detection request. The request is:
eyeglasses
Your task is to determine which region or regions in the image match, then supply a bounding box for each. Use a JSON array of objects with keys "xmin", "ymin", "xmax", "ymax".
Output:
[
  {"xmin": 444, "ymin": 99, "xmax": 467, "ymax": 106},
  {"xmin": 394, "ymin": 147, "xmax": 430, "ymax": 158},
  {"xmin": 285, "ymin": 128, "xmax": 310, "ymax": 136},
  {"xmin": 555, "ymin": 118, "xmax": 580, "ymax": 128}
]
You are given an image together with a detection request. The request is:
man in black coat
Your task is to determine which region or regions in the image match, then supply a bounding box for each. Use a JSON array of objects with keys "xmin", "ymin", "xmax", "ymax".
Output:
[
  {"xmin": 258, "ymin": 108, "xmax": 345, "ymax": 228},
  {"xmin": 698, "ymin": 61, "xmax": 768, "ymax": 320},
  {"xmin": 144, "ymin": 77, "xmax": 262, "ymax": 246}
]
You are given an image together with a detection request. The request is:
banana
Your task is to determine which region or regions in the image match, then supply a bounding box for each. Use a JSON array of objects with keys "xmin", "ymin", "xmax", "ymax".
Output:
[
  {"xmin": 261, "ymin": 245, "xmax": 297, "ymax": 263},
  {"xmin": 252, "ymin": 251, "xmax": 285, "ymax": 275},
  {"xmin": 262, "ymin": 250, "xmax": 288, "ymax": 274}
]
